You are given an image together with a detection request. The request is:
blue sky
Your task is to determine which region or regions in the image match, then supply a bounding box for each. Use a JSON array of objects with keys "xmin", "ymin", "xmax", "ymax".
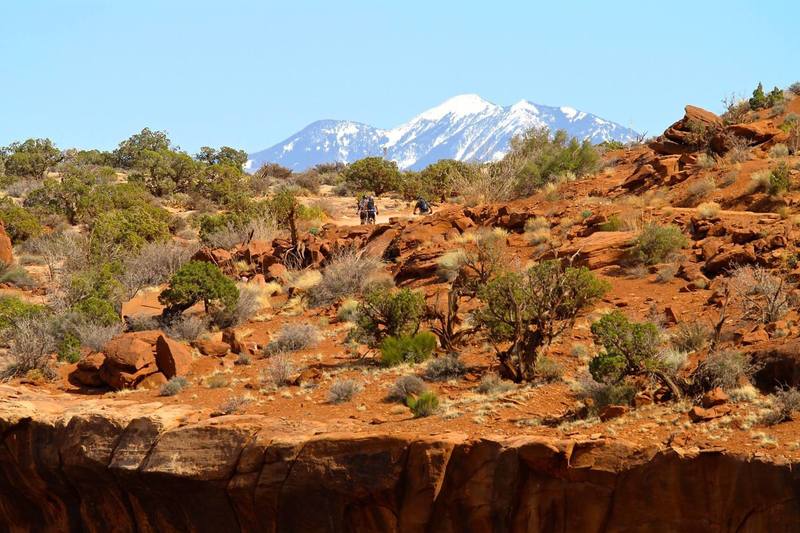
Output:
[{"xmin": 1, "ymin": 0, "xmax": 798, "ymax": 154}]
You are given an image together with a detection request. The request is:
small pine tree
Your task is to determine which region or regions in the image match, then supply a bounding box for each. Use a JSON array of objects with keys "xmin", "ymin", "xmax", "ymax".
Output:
[{"xmin": 749, "ymin": 82, "xmax": 767, "ymax": 110}]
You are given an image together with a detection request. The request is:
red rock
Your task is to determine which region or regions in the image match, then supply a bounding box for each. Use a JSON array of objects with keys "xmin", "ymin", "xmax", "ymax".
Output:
[
  {"xmin": 138, "ymin": 372, "xmax": 168, "ymax": 390},
  {"xmin": 702, "ymin": 388, "xmax": 729, "ymax": 408},
  {"xmin": 249, "ymin": 273, "xmax": 266, "ymax": 286},
  {"xmin": 561, "ymin": 231, "xmax": 636, "ymax": 270},
  {"xmin": 664, "ymin": 307, "xmax": 681, "ymax": 325},
  {"xmin": 242, "ymin": 240, "xmax": 272, "ymax": 263},
  {"xmin": 103, "ymin": 331, "xmax": 159, "ymax": 372},
  {"xmin": 599, "ymin": 404, "xmax": 629, "ymax": 421},
  {"xmin": 0, "ymin": 221, "xmax": 12, "ymax": 265},
  {"xmin": 155, "ymin": 335, "xmax": 193, "ymax": 378},
  {"xmin": 689, "ymin": 404, "xmax": 731, "ymax": 422},
  {"xmin": 68, "ymin": 368, "xmax": 105, "ymax": 388},
  {"xmin": 289, "ymin": 368, "xmax": 322, "ymax": 386},
  {"xmin": 739, "ymin": 327, "xmax": 770, "ymax": 345},
  {"xmin": 194, "ymin": 339, "xmax": 230, "ymax": 357},
  {"xmin": 266, "ymin": 263, "xmax": 287, "ymax": 282},
  {"xmin": 77, "ymin": 352, "xmax": 105, "ymax": 372},
  {"xmin": 728, "ymin": 120, "xmax": 781, "ymax": 144},
  {"xmin": 633, "ymin": 392, "xmax": 654, "ymax": 408},
  {"xmin": 704, "ymin": 246, "xmax": 756, "ymax": 275}
]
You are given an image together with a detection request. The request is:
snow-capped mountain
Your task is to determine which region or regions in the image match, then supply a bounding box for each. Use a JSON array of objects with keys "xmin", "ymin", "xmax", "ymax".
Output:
[{"xmin": 247, "ymin": 94, "xmax": 639, "ymax": 171}]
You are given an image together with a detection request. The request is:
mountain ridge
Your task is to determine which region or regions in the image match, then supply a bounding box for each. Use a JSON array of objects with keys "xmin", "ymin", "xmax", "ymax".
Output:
[{"xmin": 247, "ymin": 94, "xmax": 639, "ymax": 171}]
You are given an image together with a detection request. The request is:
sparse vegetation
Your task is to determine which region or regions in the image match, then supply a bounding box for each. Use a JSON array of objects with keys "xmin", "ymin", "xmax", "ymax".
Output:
[
  {"xmin": 327, "ymin": 378, "xmax": 362, "ymax": 403},
  {"xmin": 352, "ymin": 286, "xmax": 426, "ymax": 345},
  {"xmin": 407, "ymin": 391, "xmax": 439, "ymax": 417},
  {"xmin": 477, "ymin": 260, "xmax": 608, "ymax": 382},
  {"xmin": 386, "ymin": 375, "xmax": 427, "ymax": 403},
  {"xmin": 728, "ymin": 265, "xmax": 790, "ymax": 324},
  {"xmin": 696, "ymin": 201, "xmax": 720, "ymax": 220},
  {"xmin": 476, "ymin": 373, "xmax": 514, "ymax": 395},
  {"xmin": 264, "ymin": 355, "xmax": 293, "ymax": 388},
  {"xmin": 630, "ymin": 224, "xmax": 687, "ymax": 265},
  {"xmin": 672, "ymin": 322, "xmax": 709, "ymax": 352},
  {"xmin": 693, "ymin": 350, "xmax": 756, "ymax": 392},
  {"xmin": 160, "ymin": 376, "xmax": 188, "ymax": 396},
  {"xmin": 159, "ymin": 261, "xmax": 239, "ymax": 318},
  {"xmin": 267, "ymin": 323, "xmax": 320, "ymax": 353},
  {"xmin": 424, "ymin": 354, "xmax": 465, "ymax": 381},
  {"xmin": 380, "ymin": 331, "xmax": 437, "ymax": 367},
  {"xmin": 307, "ymin": 251, "xmax": 382, "ymax": 307},
  {"xmin": 760, "ymin": 388, "xmax": 800, "ymax": 426}
]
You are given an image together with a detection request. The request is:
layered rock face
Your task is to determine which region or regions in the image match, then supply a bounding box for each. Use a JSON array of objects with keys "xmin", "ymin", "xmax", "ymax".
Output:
[{"xmin": 0, "ymin": 388, "xmax": 799, "ymax": 532}]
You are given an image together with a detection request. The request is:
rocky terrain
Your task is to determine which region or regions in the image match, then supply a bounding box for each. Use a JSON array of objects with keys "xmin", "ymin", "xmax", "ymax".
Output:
[{"xmin": 1, "ymin": 86, "xmax": 800, "ymax": 531}]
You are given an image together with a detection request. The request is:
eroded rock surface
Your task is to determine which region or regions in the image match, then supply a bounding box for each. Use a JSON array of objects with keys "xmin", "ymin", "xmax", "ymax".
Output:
[{"xmin": 0, "ymin": 386, "xmax": 798, "ymax": 532}]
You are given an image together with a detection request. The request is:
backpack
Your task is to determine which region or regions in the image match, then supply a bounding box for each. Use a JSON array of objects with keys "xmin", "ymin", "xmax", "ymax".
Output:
[
  {"xmin": 417, "ymin": 199, "xmax": 429, "ymax": 212},
  {"xmin": 366, "ymin": 197, "xmax": 376, "ymax": 210},
  {"xmin": 358, "ymin": 198, "xmax": 368, "ymax": 211}
]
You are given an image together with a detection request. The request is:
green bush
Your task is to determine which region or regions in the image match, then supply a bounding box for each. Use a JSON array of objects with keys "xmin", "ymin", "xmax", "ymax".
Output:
[
  {"xmin": 769, "ymin": 162, "xmax": 791, "ymax": 195},
  {"xmin": 353, "ymin": 286, "xmax": 426, "ymax": 345},
  {"xmin": 342, "ymin": 157, "xmax": 401, "ymax": 195},
  {"xmin": 598, "ymin": 214, "xmax": 623, "ymax": 231},
  {"xmin": 2, "ymin": 138, "xmax": 61, "ymax": 178},
  {"xmin": 160, "ymin": 376, "xmax": 189, "ymax": 396},
  {"xmin": 590, "ymin": 311, "xmax": 681, "ymax": 398},
  {"xmin": 631, "ymin": 224, "xmax": 687, "ymax": 265},
  {"xmin": 159, "ymin": 261, "xmax": 239, "ymax": 316},
  {"xmin": 57, "ymin": 332, "xmax": 82, "ymax": 363},
  {"xmin": 476, "ymin": 260, "xmax": 608, "ymax": 381},
  {"xmin": 89, "ymin": 205, "xmax": 171, "ymax": 257},
  {"xmin": 406, "ymin": 391, "xmax": 439, "ymax": 417},
  {"xmin": 749, "ymin": 82, "xmax": 784, "ymax": 110},
  {"xmin": 0, "ymin": 296, "xmax": 45, "ymax": 331},
  {"xmin": 0, "ymin": 198, "xmax": 43, "ymax": 243},
  {"xmin": 380, "ymin": 331, "xmax": 437, "ymax": 366},
  {"xmin": 510, "ymin": 128, "xmax": 600, "ymax": 196}
]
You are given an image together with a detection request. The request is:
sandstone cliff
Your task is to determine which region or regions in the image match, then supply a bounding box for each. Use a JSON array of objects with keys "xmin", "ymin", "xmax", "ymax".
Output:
[{"xmin": 0, "ymin": 386, "xmax": 798, "ymax": 532}]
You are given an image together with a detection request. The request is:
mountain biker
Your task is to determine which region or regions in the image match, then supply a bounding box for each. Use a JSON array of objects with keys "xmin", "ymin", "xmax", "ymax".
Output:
[
  {"xmin": 413, "ymin": 196, "xmax": 432, "ymax": 215},
  {"xmin": 357, "ymin": 195, "xmax": 369, "ymax": 224},
  {"xmin": 365, "ymin": 195, "xmax": 378, "ymax": 223}
]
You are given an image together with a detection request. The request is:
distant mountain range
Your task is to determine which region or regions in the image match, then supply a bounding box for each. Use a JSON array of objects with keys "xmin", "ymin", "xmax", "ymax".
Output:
[{"xmin": 247, "ymin": 94, "xmax": 639, "ymax": 171}]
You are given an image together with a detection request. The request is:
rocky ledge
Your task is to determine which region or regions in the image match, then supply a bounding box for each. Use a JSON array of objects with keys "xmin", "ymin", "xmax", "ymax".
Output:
[{"xmin": 0, "ymin": 386, "xmax": 798, "ymax": 532}]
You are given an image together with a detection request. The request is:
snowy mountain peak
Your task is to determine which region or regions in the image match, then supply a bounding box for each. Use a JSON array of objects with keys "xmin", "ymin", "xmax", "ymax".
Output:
[
  {"xmin": 417, "ymin": 94, "xmax": 499, "ymax": 122},
  {"xmin": 248, "ymin": 95, "xmax": 639, "ymax": 171}
]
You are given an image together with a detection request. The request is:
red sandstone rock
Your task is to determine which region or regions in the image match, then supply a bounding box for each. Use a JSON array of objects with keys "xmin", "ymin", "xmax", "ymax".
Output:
[
  {"xmin": 155, "ymin": 335, "xmax": 192, "ymax": 378},
  {"xmin": 0, "ymin": 221, "xmax": 12, "ymax": 265},
  {"xmin": 702, "ymin": 387, "xmax": 729, "ymax": 408},
  {"xmin": 194, "ymin": 339, "xmax": 230, "ymax": 357}
]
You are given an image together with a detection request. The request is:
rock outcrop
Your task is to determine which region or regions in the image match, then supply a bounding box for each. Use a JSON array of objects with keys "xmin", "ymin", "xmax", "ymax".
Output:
[{"xmin": 0, "ymin": 386, "xmax": 799, "ymax": 532}]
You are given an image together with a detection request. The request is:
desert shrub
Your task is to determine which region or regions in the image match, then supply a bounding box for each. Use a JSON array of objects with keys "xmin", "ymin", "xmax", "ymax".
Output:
[
  {"xmin": 476, "ymin": 260, "xmax": 608, "ymax": 382},
  {"xmin": 749, "ymin": 169, "xmax": 772, "ymax": 193},
  {"xmin": 598, "ymin": 215, "xmax": 624, "ymax": 232},
  {"xmin": 424, "ymin": 354, "xmax": 465, "ymax": 381},
  {"xmin": 534, "ymin": 356, "xmax": 563, "ymax": 383},
  {"xmin": 337, "ymin": 299, "xmax": 360, "ymax": 322},
  {"xmin": 342, "ymin": 157, "xmax": 401, "ymax": 195},
  {"xmin": 407, "ymin": 391, "xmax": 439, "ymax": 417},
  {"xmin": 89, "ymin": 205, "xmax": 171, "ymax": 257},
  {"xmin": 216, "ymin": 396, "xmax": 250, "ymax": 415},
  {"xmin": 696, "ymin": 201, "xmax": 720, "ymax": 220},
  {"xmin": 267, "ymin": 323, "xmax": 320, "ymax": 353},
  {"xmin": 0, "ymin": 199, "xmax": 43, "ymax": 243},
  {"xmin": 3, "ymin": 178, "xmax": 40, "ymax": 199},
  {"xmin": 477, "ymin": 373, "xmax": 515, "ymax": 395},
  {"xmin": 790, "ymin": 82, "xmax": 800, "ymax": 96},
  {"xmin": 696, "ymin": 153, "xmax": 716, "ymax": 169},
  {"xmin": 159, "ymin": 261, "xmax": 239, "ymax": 317},
  {"xmin": 0, "ymin": 296, "xmax": 45, "ymax": 332},
  {"xmin": 693, "ymin": 350, "xmax": 755, "ymax": 392},
  {"xmin": 121, "ymin": 241, "xmax": 194, "ymax": 296},
  {"xmin": 213, "ymin": 284, "xmax": 265, "ymax": 328},
  {"xmin": 683, "ymin": 178, "xmax": 716, "ymax": 206},
  {"xmin": 721, "ymin": 94, "xmax": 751, "ymax": 125},
  {"xmin": 657, "ymin": 348, "xmax": 689, "ymax": 375},
  {"xmin": 749, "ymin": 83, "xmax": 783, "ymax": 110},
  {"xmin": 0, "ymin": 316, "xmax": 58, "ymax": 380},
  {"xmin": 509, "ymin": 128, "xmax": 600, "ymax": 196},
  {"xmin": 768, "ymin": 162, "xmax": 791, "ymax": 195},
  {"xmin": 655, "ymin": 264, "xmax": 678, "ymax": 283},
  {"xmin": 160, "ymin": 376, "xmax": 188, "ymax": 396},
  {"xmin": 307, "ymin": 251, "xmax": 382, "ymax": 307},
  {"xmin": 380, "ymin": 331, "xmax": 437, "ymax": 367},
  {"xmin": 672, "ymin": 322, "xmax": 709, "ymax": 352},
  {"xmin": 0, "ymin": 264, "xmax": 35, "ymax": 289},
  {"xmin": 760, "ymin": 388, "xmax": 800, "ymax": 426},
  {"xmin": 436, "ymin": 249, "xmax": 469, "ymax": 282},
  {"xmin": 56, "ymin": 333, "xmax": 81, "ymax": 363},
  {"xmin": 385, "ymin": 374, "xmax": 427, "ymax": 403},
  {"xmin": 631, "ymin": 224, "xmax": 687, "ymax": 265},
  {"xmin": 263, "ymin": 355, "xmax": 294, "ymax": 388},
  {"xmin": 234, "ymin": 353, "xmax": 252, "ymax": 366},
  {"xmin": 66, "ymin": 262, "xmax": 125, "ymax": 325},
  {"xmin": 352, "ymin": 286, "xmax": 425, "ymax": 345},
  {"xmin": 769, "ymin": 143, "xmax": 790, "ymax": 159},
  {"xmin": 579, "ymin": 377, "xmax": 637, "ymax": 413},
  {"xmin": 163, "ymin": 315, "xmax": 208, "ymax": 341},
  {"xmin": 728, "ymin": 265, "xmax": 790, "ymax": 324},
  {"xmin": 2, "ymin": 138, "xmax": 61, "ymax": 178},
  {"xmin": 451, "ymin": 167, "xmax": 514, "ymax": 205},
  {"xmin": 590, "ymin": 311, "xmax": 682, "ymax": 398},
  {"xmin": 327, "ymin": 378, "xmax": 362, "ymax": 403},
  {"xmin": 201, "ymin": 217, "xmax": 276, "ymax": 249},
  {"xmin": 205, "ymin": 372, "xmax": 229, "ymax": 388}
]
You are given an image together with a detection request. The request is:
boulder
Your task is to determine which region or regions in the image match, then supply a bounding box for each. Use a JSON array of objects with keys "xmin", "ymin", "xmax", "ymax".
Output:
[
  {"xmin": 689, "ymin": 404, "xmax": 731, "ymax": 422},
  {"xmin": 599, "ymin": 404, "xmax": 629, "ymax": 421},
  {"xmin": 704, "ymin": 246, "xmax": 756, "ymax": 275},
  {"xmin": 138, "ymin": 372, "xmax": 168, "ymax": 390},
  {"xmin": 701, "ymin": 388, "xmax": 729, "ymax": 408},
  {"xmin": 561, "ymin": 231, "xmax": 636, "ymax": 270},
  {"xmin": 194, "ymin": 339, "xmax": 230, "ymax": 357},
  {"xmin": 155, "ymin": 335, "xmax": 193, "ymax": 378},
  {"xmin": 0, "ymin": 221, "xmax": 12, "ymax": 265},
  {"xmin": 750, "ymin": 338, "xmax": 800, "ymax": 391},
  {"xmin": 103, "ymin": 331, "xmax": 160, "ymax": 373}
]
